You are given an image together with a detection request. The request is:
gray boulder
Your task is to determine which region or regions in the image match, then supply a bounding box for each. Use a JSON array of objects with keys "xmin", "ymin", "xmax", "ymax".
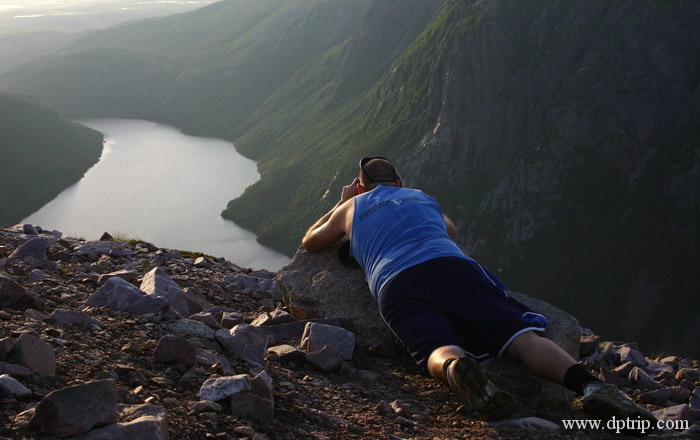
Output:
[
  {"xmin": 0, "ymin": 274, "xmax": 43, "ymax": 310},
  {"xmin": 167, "ymin": 318, "xmax": 216, "ymax": 340},
  {"xmin": 51, "ymin": 309, "xmax": 103, "ymax": 328},
  {"xmin": 29, "ymin": 379, "xmax": 117, "ymax": 437},
  {"xmin": 70, "ymin": 403, "xmax": 170, "ymax": 440},
  {"xmin": 183, "ymin": 287, "xmax": 214, "ymax": 315},
  {"xmin": 140, "ymin": 267, "xmax": 190, "ymax": 318},
  {"xmin": 251, "ymin": 309, "xmax": 297, "ymax": 327},
  {"xmin": 69, "ymin": 416, "xmax": 167, "ymax": 440},
  {"xmin": 193, "ymin": 256, "xmax": 212, "ymax": 268},
  {"xmin": 276, "ymin": 243, "xmax": 391, "ymax": 344},
  {"xmin": 220, "ymin": 311, "xmax": 244, "ymax": 329},
  {"xmin": 0, "ymin": 374, "xmax": 31, "ymax": 399},
  {"xmin": 628, "ymin": 366, "xmax": 663, "ymax": 391},
  {"xmin": 28, "ymin": 269, "xmax": 45, "ymax": 282},
  {"xmin": 224, "ymin": 273, "xmax": 282, "ymax": 299},
  {"xmin": 7, "ymin": 334, "xmax": 55, "ymax": 376},
  {"xmin": 22, "ymin": 224, "xmax": 38, "ymax": 235},
  {"xmin": 0, "ymin": 338, "xmax": 15, "ymax": 361},
  {"xmin": 676, "ymin": 368, "xmax": 700, "ymax": 382},
  {"xmin": 0, "ymin": 362, "xmax": 31, "ymax": 377},
  {"xmin": 653, "ymin": 404, "xmax": 700, "ymax": 425},
  {"xmin": 268, "ymin": 345, "xmax": 306, "ymax": 364},
  {"xmin": 690, "ymin": 387, "xmax": 700, "ymax": 410},
  {"xmin": 300, "ymin": 322, "xmax": 355, "ymax": 361},
  {"xmin": 250, "ymin": 370, "xmax": 274, "ymax": 400},
  {"xmin": 71, "ymin": 404, "xmax": 168, "ymax": 440},
  {"xmin": 153, "ymin": 336, "xmax": 195, "ymax": 366},
  {"xmin": 73, "ymin": 241, "xmax": 127, "ymax": 257},
  {"xmin": 278, "ymin": 245, "xmax": 580, "ymax": 409},
  {"xmin": 215, "ymin": 324, "xmax": 268, "ymax": 366},
  {"xmin": 230, "ymin": 392, "xmax": 274, "ymax": 421},
  {"xmin": 188, "ymin": 312, "xmax": 220, "ymax": 329},
  {"xmin": 119, "ymin": 402, "xmax": 167, "ymax": 422},
  {"xmin": 85, "ymin": 277, "xmax": 173, "ymax": 316},
  {"xmin": 306, "ymin": 345, "xmax": 345, "ymax": 373},
  {"xmin": 198, "ymin": 375, "xmax": 251, "ymax": 402},
  {"xmin": 8, "ymin": 237, "xmax": 48, "ymax": 264},
  {"xmin": 96, "ymin": 270, "xmax": 139, "ymax": 286},
  {"xmin": 230, "ymin": 370, "xmax": 275, "ymax": 421},
  {"xmin": 617, "ymin": 346, "xmax": 648, "ymax": 367}
]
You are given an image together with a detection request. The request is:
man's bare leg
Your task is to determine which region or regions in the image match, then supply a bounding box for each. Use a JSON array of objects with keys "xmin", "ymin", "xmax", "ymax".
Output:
[
  {"xmin": 427, "ymin": 345, "xmax": 519, "ymax": 420},
  {"xmin": 427, "ymin": 333, "xmax": 576, "ymax": 386},
  {"xmin": 504, "ymin": 330, "xmax": 577, "ymax": 384}
]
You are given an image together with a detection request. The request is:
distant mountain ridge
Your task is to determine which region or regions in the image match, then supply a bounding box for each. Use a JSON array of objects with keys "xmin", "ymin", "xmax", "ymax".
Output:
[
  {"xmin": 2, "ymin": 0, "xmax": 699, "ymax": 358},
  {"xmin": 0, "ymin": 93, "xmax": 103, "ymax": 225},
  {"xmin": 1, "ymin": 0, "xmax": 374, "ymax": 138}
]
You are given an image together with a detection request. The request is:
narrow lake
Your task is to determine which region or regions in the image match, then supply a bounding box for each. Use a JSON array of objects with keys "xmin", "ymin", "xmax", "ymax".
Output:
[{"xmin": 23, "ymin": 119, "xmax": 290, "ymax": 271}]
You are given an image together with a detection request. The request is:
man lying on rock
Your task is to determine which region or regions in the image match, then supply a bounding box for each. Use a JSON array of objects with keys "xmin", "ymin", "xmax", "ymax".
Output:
[{"xmin": 301, "ymin": 156, "xmax": 656, "ymax": 424}]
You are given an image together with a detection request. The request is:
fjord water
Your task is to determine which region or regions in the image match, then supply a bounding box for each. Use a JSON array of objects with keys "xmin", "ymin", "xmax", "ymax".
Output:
[{"xmin": 23, "ymin": 119, "xmax": 290, "ymax": 271}]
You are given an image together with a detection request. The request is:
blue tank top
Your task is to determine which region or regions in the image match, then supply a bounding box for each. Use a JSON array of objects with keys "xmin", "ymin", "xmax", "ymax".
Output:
[{"xmin": 350, "ymin": 186, "xmax": 472, "ymax": 300}]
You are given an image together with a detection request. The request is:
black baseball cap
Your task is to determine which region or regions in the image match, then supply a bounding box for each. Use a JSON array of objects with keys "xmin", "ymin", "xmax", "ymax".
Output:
[{"xmin": 359, "ymin": 156, "xmax": 399, "ymax": 184}]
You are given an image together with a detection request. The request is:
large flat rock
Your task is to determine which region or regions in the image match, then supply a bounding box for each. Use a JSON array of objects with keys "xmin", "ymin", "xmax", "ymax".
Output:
[
  {"xmin": 276, "ymin": 242, "xmax": 393, "ymax": 345},
  {"xmin": 277, "ymin": 245, "xmax": 579, "ymax": 408}
]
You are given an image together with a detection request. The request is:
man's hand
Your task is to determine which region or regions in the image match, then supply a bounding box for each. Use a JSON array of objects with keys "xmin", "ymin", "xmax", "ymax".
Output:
[
  {"xmin": 301, "ymin": 178, "xmax": 358, "ymax": 253},
  {"xmin": 340, "ymin": 178, "xmax": 360, "ymax": 203}
]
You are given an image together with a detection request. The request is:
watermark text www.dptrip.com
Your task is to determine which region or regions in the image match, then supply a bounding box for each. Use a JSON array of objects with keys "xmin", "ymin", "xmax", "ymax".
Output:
[{"xmin": 562, "ymin": 416, "xmax": 690, "ymax": 434}]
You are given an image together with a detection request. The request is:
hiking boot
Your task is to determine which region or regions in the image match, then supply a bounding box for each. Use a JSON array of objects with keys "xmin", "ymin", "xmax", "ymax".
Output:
[
  {"xmin": 583, "ymin": 382, "xmax": 657, "ymax": 433},
  {"xmin": 444, "ymin": 357, "xmax": 518, "ymax": 421}
]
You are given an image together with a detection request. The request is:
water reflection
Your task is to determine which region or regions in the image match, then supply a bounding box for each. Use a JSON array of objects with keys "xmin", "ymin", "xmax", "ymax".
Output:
[{"xmin": 24, "ymin": 119, "xmax": 290, "ymax": 271}]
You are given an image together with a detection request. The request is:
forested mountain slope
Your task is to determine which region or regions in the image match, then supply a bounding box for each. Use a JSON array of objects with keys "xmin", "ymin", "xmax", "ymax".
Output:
[
  {"xmin": 0, "ymin": 93, "xmax": 103, "ymax": 224},
  {"xmin": 2, "ymin": 0, "xmax": 373, "ymax": 138},
  {"xmin": 227, "ymin": 0, "xmax": 700, "ymax": 358}
]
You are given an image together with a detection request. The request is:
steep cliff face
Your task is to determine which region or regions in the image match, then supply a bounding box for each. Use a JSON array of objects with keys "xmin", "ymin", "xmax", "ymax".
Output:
[
  {"xmin": 334, "ymin": 0, "xmax": 444, "ymax": 95},
  {"xmin": 392, "ymin": 0, "xmax": 700, "ymax": 356}
]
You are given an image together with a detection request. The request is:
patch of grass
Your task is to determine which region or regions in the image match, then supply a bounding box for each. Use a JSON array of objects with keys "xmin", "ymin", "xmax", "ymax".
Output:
[
  {"xmin": 104, "ymin": 232, "xmax": 144, "ymax": 246},
  {"xmin": 166, "ymin": 248, "xmax": 217, "ymax": 260},
  {"xmin": 56, "ymin": 265, "xmax": 73, "ymax": 276}
]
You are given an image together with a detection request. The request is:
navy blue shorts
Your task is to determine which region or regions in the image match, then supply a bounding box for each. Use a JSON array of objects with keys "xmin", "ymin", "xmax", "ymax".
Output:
[{"xmin": 378, "ymin": 256, "xmax": 547, "ymax": 370}]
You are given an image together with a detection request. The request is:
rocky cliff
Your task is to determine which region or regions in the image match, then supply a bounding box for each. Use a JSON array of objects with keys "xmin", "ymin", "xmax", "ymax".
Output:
[
  {"xmin": 1, "ymin": 224, "xmax": 699, "ymax": 439},
  {"xmin": 393, "ymin": 0, "xmax": 700, "ymax": 361}
]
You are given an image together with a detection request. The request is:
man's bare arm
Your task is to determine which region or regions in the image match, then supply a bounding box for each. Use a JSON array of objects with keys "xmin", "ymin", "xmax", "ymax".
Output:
[
  {"xmin": 301, "ymin": 178, "xmax": 359, "ymax": 253},
  {"xmin": 443, "ymin": 214, "xmax": 457, "ymax": 239}
]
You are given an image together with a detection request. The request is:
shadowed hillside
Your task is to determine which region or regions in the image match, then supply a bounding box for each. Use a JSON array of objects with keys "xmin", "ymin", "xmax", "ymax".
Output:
[{"xmin": 0, "ymin": 93, "xmax": 103, "ymax": 225}]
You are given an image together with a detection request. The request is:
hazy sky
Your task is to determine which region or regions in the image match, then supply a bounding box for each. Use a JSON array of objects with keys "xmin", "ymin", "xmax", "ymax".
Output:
[{"xmin": 0, "ymin": 0, "xmax": 219, "ymax": 32}]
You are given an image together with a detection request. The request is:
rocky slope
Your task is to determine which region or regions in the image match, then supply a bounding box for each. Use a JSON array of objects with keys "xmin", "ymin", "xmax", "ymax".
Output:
[
  {"xmin": 1, "ymin": 224, "xmax": 699, "ymax": 439},
  {"xmin": 0, "ymin": 93, "xmax": 103, "ymax": 225}
]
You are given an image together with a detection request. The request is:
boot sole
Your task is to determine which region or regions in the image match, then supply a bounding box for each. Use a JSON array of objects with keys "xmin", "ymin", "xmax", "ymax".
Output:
[
  {"xmin": 583, "ymin": 386, "xmax": 656, "ymax": 436},
  {"xmin": 449, "ymin": 357, "xmax": 518, "ymax": 421}
]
